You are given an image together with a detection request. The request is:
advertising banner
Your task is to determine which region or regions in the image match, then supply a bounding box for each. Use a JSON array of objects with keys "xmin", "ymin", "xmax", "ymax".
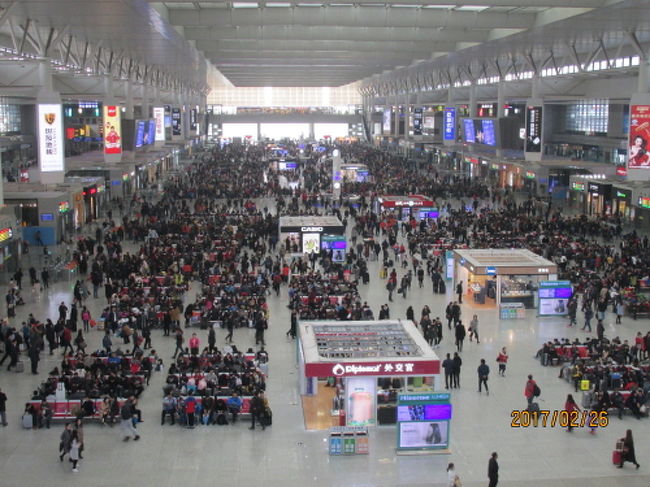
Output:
[
  {"xmin": 304, "ymin": 360, "xmax": 440, "ymax": 378},
  {"xmin": 103, "ymin": 105, "xmax": 122, "ymax": 155},
  {"xmin": 382, "ymin": 109, "xmax": 392, "ymax": 134},
  {"xmin": 628, "ymin": 105, "xmax": 650, "ymax": 168},
  {"xmin": 345, "ymin": 377, "xmax": 376, "ymax": 427},
  {"xmin": 525, "ymin": 106, "xmax": 543, "ymax": 152},
  {"xmin": 443, "ymin": 107, "xmax": 456, "ymax": 141},
  {"xmin": 38, "ymin": 104, "xmax": 64, "ymax": 172},
  {"xmin": 172, "ymin": 108, "xmax": 182, "ymax": 136},
  {"xmin": 153, "ymin": 107, "xmax": 165, "ymax": 142}
]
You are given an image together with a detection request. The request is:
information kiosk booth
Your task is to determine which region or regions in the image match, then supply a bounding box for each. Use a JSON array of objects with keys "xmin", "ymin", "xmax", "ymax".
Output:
[
  {"xmin": 453, "ymin": 249, "xmax": 557, "ymax": 310},
  {"xmin": 374, "ymin": 195, "xmax": 437, "ymax": 221}
]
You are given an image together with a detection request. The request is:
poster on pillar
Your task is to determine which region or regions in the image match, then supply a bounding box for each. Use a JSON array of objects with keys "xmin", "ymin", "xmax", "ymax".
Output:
[
  {"xmin": 628, "ymin": 105, "xmax": 650, "ymax": 169},
  {"xmin": 443, "ymin": 108, "xmax": 456, "ymax": 141},
  {"xmin": 524, "ymin": 105, "xmax": 543, "ymax": 153},
  {"xmin": 103, "ymin": 105, "xmax": 122, "ymax": 155},
  {"xmin": 37, "ymin": 104, "xmax": 64, "ymax": 173},
  {"xmin": 153, "ymin": 107, "xmax": 165, "ymax": 142}
]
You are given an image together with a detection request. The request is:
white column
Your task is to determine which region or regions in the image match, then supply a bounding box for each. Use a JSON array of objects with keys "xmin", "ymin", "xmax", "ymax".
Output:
[
  {"xmin": 627, "ymin": 59, "xmax": 650, "ymax": 182},
  {"xmin": 468, "ymin": 85, "xmax": 477, "ymax": 117},
  {"xmin": 142, "ymin": 84, "xmax": 150, "ymax": 120},
  {"xmin": 496, "ymin": 82, "xmax": 506, "ymax": 159},
  {"xmin": 638, "ymin": 59, "xmax": 650, "ymax": 94},
  {"xmin": 124, "ymin": 81, "xmax": 134, "ymax": 119}
]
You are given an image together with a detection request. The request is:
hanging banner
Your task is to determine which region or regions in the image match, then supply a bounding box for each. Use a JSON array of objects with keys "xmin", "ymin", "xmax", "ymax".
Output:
[
  {"xmin": 38, "ymin": 104, "xmax": 64, "ymax": 172},
  {"xmin": 153, "ymin": 107, "xmax": 165, "ymax": 142},
  {"xmin": 628, "ymin": 105, "xmax": 650, "ymax": 169},
  {"xmin": 103, "ymin": 105, "xmax": 122, "ymax": 155},
  {"xmin": 525, "ymin": 106, "xmax": 543, "ymax": 152},
  {"xmin": 443, "ymin": 107, "xmax": 456, "ymax": 141}
]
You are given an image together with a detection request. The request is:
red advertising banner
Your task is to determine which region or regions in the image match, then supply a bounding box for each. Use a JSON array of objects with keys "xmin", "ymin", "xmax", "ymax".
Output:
[
  {"xmin": 628, "ymin": 105, "xmax": 650, "ymax": 169},
  {"xmin": 305, "ymin": 360, "xmax": 440, "ymax": 378},
  {"xmin": 103, "ymin": 105, "xmax": 122, "ymax": 155}
]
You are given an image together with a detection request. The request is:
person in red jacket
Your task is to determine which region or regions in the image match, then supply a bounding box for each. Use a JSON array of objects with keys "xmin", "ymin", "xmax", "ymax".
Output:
[
  {"xmin": 564, "ymin": 394, "xmax": 581, "ymax": 432},
  {"xmin": 524, "ymin": 375, "xmax": 537, "ymax": 406},
  {"xmin": 188, "ymin": 333, "xmax": 200, "ymax": 355}
]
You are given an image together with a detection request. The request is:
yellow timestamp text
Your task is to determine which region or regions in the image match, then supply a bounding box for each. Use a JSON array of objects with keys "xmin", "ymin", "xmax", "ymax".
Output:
[{"xmin": 510, "ymin": 410, "xmax": 609, "ymax": 428}]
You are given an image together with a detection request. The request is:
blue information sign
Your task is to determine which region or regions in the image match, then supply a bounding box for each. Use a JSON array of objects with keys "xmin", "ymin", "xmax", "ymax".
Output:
[{"xmin": 443, "ymin": 107, "xmax": 456, "ymax": 141}]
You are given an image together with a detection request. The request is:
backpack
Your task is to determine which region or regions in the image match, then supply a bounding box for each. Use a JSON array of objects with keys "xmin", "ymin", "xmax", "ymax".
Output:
[
  {"xmin": 533, "ymin": 384, "xmax": 541, "ymax": 397},
  {"xmin": 120, "ymin": 403, "xmax": 132, "ymax": 420}
]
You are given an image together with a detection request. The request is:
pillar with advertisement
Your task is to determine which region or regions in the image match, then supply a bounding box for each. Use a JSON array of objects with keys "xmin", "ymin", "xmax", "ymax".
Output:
[
  {"xmin": 524, "ymin": 99, "xmax": 543, "ymax": 162},
  {"xmin": 103, "ymin": 104, "xmax": 122, "ymax": 163},
  {"xmin": 627, "ymin": 96, "xmax": 650, "ymax": 181}
]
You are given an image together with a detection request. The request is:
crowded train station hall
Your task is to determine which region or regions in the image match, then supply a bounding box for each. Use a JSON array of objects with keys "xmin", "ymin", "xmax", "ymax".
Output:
[{"xmin": 0, "ymin": 0, "xmax": 649, "ymax": 486}]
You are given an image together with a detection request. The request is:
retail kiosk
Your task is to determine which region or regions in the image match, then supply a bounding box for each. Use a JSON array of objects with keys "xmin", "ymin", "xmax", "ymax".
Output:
[
  {"xmin": 298, "ymin": 320, "xmax": 440, "ymax": 431},
  {"xmin": 278, "ymin": 216, "xmax": 345, "ymax": 255},
  {"xmin": 340, "ymin": 163, "xmax": 370, "ymax": 183},
  {"xmin": 374, "ymin": 195, "xmax": 438, "ymax": 221},
  {"xmin": 452, "ymin": 249, "xmax": 557, "ymax": 310}
]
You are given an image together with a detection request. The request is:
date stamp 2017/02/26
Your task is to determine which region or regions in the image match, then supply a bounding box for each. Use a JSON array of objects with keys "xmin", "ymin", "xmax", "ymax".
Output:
[{"xmin": 511, "ymin": 410, "xmax": 609, "ymax": 428}]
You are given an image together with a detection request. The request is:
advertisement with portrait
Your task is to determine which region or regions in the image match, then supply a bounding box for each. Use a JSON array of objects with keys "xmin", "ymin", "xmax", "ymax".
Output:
[
  {"xmin": 38, "ymin": 104, "xmax": 64, "ymax": 173},
  {"xmin": 103, "ymin": 105, "xmax": 122, "ymax": 155},
  {"xmin": 398, "ymin": 421, "xmax": 448, "ymax": 449},
  {"xmin": 525, "ymin": 106, "xmax": 543, "ymax": 153},
  {"xmin": 383, "ymin": 109, "xmax": 392, "ymax": 134},
  {"xmin": 628, "ymin": 105, "xmax": 650, "ymax": 169},
  {"xmin": 346, "ymin": 377, "xmax": 376, "ymax": 427},
  {"xmin": 153, "ymin": 107, "xmax": 165, "ymax": 142}
]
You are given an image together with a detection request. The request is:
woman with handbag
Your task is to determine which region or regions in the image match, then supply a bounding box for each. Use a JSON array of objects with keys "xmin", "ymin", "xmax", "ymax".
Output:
[
  {"xmin": 617, "ymin": 429, "xmax": 640, "ymax": 469},
  {"xmin": 447, "ymin": 462, "xmax": 461, "ymax": 487}
]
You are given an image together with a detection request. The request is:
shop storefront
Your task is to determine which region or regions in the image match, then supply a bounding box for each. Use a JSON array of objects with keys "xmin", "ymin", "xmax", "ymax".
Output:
[
  {"xmin": 569, "ymin": 180, "xmax": 587, "ymax": 210},
  {"xmin": 0, "ymin": 211, "xmax": 19, "ymax": 274},
  {"xmin": 374, "ymin": 195, "xmax": 437, "ymax": 221},
  {"xmin": 611, "ymin": 186, "xmax": 632, "ymax": 220},
  {"xmin": 278, "ymin": 216, "xmax": 345, "ymax": 255},
  {"xmin": 585, "ymin": 182, "xmax": 612, "ymax": 215},
  {"xmin": 453, "ymin": 249, "xmax": 558, "ymax": 310},
  {"xmin": 299, "ymin": 320, "xmax": 440, "ymax": 431}
]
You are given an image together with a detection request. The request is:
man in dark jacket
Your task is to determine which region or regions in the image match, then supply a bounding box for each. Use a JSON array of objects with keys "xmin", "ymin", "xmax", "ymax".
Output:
[
  {"xmin": 249, "ymin": 391, "xmax": 266, "ymax": 430},
  {"xmin": 488, "ymin": 451, "xmax": 499, "ymax": 487},
  {"xmin": 442, "ymin": 353, "xmax": 454, "ymax": 389},
  {"xmin": 452, "ymin": 352, "xmax": 462, "ymax": 389},
  {"xmin": 477, "ymin": 359, "xmax": 490, "ymax": 395},
  {"xmin": 455, "ymin": 321, "xmax": 466, "ymax": 352}
]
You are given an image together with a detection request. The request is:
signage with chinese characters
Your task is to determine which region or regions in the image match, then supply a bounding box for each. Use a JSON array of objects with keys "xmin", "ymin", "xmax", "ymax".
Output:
[
  {"xmin": 153, "ymin": 107, "xmax": 165, "ymax": 142},
  {"xmin": 486, "ymin": 266, "xmax": 497, "ymax": 275},
  {"xmin": 616, "ymin": 167, "xmax": 628, "ymax": 176},
  {"xmin": 443, "ymin": 107, "xmax": 456, "ymax": 141},
  {"xmin": 537, "ymin": 268, "xmax": 550, "ymax": 273},
  {"xmin": 0, "ymin": 228, "xmax": 13, "ymax": 243},
  {"xmin": 571, "ymin": 182, "xmax": 586, "ymax": 192},
  {"xmin": 616, "ymin": 190, "xmax": 628, "ymax": 199},
  {"xmin": 38, "ymin": 104, "xmax": 64, "ymax": 172},
  {"xmin": 525, "ymin": 105, "xmax": 543, "ymax": 152},
  {"xmin": 395, "ymin": 199, "xmax": 424, "ymax": 207},
  {"xmin": 628, "ymin": 105, "xmax": 650, "ymax": 169},
  {"xmin": 525, "ymin": 171, "xmax": 535, "ymax": 179},
  {"xmin": 639, "ymin": 197, "xmax": 650, "ymax": 209},
  {"xmin": 102, "ymin": 105, "xmax": 122, "ymax": 155},
  {"xmin": 304, "ymin": 360, "xmax": 439, "ymax": 377},
  {"xmin": 589, "ymin": 183, "xmax": 600, "ymax": 193},
  {"xmin": 413, "ymin": 107, "xmax": 423, "ymax": 136},
  {"xmin": 58, "ymin": 201, "xmax": 70, "ymax": 213},
  {"xmin": 171, "ymin": 108, "xmax": 182, "ymax": 136}
]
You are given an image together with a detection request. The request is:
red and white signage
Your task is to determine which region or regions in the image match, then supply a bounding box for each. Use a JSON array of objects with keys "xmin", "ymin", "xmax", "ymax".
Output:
[
  {"xmin": 380, "ymin": 195, "xmax": 434, "ymax": 208},
  {"xmin": 153, "ymin": 107, "xmax": 165, "ymax": 142},
  {"xmin": 305, "ymin": 360, "xmax": 440, "ymax": 378},
  {"xmin": 628, "ymin": 105, "xmax": 650, "ymax": 169},
  {"xmin": 103, "ymin": 105, "xmax": 122, "ymax": 155}
]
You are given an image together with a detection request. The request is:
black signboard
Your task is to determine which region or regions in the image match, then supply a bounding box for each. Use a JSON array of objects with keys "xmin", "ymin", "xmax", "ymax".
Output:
[
  {"xmin": 525, "ymin": 106, "xmax": 543, "ymax": 152},
  {"xmin": 172, "ymin": 108, "xmax": 181, "ymax": 136}
]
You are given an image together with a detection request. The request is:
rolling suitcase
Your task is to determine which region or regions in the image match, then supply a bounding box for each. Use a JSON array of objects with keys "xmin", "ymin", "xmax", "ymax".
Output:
[
  {"xmin": 612, "ymin": 450, "xmax": 622, "ymax": 465},
  {"xmin": 527, "ymin": 402, "xmax": 540, "ymax": 413}
]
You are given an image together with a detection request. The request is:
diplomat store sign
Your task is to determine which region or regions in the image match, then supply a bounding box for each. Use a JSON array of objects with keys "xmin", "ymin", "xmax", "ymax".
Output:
[{"xmin": 38, "ymin": 104, "xmax": 64, "ymax": 172}]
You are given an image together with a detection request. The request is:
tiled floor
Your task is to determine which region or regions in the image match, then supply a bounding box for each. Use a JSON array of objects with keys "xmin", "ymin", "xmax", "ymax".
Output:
[{"xmin": 0, "ymin": 199, "xmax": 649, "ymax": 487}]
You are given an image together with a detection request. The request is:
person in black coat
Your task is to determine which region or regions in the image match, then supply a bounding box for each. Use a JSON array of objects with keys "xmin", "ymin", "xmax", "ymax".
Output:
[
  {"xmin": 488, "ymin": 451, "xmax": 499, "ymax": 487},
  {"xmin": 617, "ymin": 429, "xmax": 640, "ymax": 469},
  {"xmin": 452, "ymin": 352, "xmax": 462, "ymax": 388},
  {"xmin": 442, "ymin": 353, "xmax": 454, "ymax": 389},
  {"xmin": 455, "ymin": 321, "xmax": 466, "ymax": 352}
]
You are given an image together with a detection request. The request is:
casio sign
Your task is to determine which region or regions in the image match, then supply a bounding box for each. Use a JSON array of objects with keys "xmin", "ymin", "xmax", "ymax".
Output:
[{"xmin": 301, "ymin": 226, "xmax": 323, "ymax": 232}]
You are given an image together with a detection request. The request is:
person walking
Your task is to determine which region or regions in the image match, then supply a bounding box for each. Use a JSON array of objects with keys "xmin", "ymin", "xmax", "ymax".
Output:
[
  {"xmin": 469, "ymin": 314, "xmax": 480, "ymax": 343},
  {"xmin": 172, "ymin": 328, "xmax": 184, "ymax": 358},
  {"xmin": 188, "ymin": 333, "xmax": 200, "ymax": 355},
  {"xmin": 488, "ymin": 452, "xmax": 499, "ymax": 487},
  {"xmin": 254, "ymin": 314, "xmax": 267, "ymax": 346},
  {"xmin": 452, "ymin": 352, "xmax": 462, "ymax": 389},
  {"xmin": 208, "ymin": 326, "xmax": 216, "ymax": 352},
  {"xmin": 617, "ymin": 429, "xmax": 640, "ymax": 469},
  {"xmin": 69, "ymin": 430, "xmax": 81, "ymax": 472},
  {"xmin": 120, "ymin": 397, "xmax": 140, "ymax": 441},
  {"xmin": 524, "ymin": 375, "xmax": 538, "ymax": 406},
  {"xmin": 81, "ymin": 306, "xmax": 91, "ymax": 333},
  {"xmin": 0, "ymin": 388, "xmax": 8, "ymax": 426},
  {"xmin": 477, "ymin": 359, "xmax": 490, "ymax": 395},
  {"xmin": 225, "ymin": 313, "xmax": 235, "ymax": 343},
  {"xmin": 59, "ymin": 422, "xmax": 73, "ymax": 461},
  {"xmin": 564, "ymin": 394, "xmax": 581, "ymax": 433},
  {"xmin": 447, "ymin": 462, "xmax": 459, "ymax": 487},
  {"xmin": 455, "ymin": 321, "xmax": 466, "ymax": 352},
  {"xmin": 442, "ymin": 353, "xmax": 454, "ymax": 389},
  {"xmin": 582, "ymin": 305, "xmax": 593, "ymax": 332},
  {"xmin": 496, "ymin": 347, "xmax": 508, "ymax": 376},
  {"xmin": 286, "ymin": 310, "xmax": 297, "ymax": 339},
  {"xmin": 456, "ymin": 280, "xmax": 463, "ymax": 304}
]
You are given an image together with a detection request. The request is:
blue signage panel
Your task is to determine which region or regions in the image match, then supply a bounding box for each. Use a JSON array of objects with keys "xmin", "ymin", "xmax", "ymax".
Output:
[
  {"xmin": 443, "ymin": 107, "xmax": 456, "ymax": 141},
  {"xmin": 486, "ymin": 266, "xmax": 497, "ymax": 275}
]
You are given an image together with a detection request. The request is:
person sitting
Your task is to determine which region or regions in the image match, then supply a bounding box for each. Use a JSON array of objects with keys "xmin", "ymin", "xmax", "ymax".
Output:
[
  {"xmin": 80, "ymin": 397, "xmax": 96, "ymax": 418},
  {"xmin": 226, "ymin": 392, "xmax": 243, "ymax": 423}
]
